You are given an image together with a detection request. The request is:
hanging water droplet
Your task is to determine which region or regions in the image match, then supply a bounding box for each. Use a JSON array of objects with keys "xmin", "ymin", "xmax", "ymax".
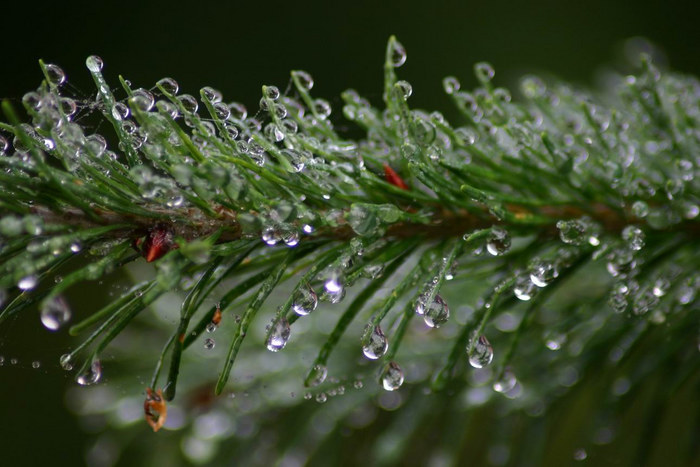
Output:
[
  {"xmin": 85, "ymin": 55, "xmax": 103, "ymax": 73},
  {"xmin": 513, "ymin": 275, "xmax": 537, "ymax": 301},
  {"xmin": 380, "ymin": 361, "xmax": 404, "ymax": 391},
  {"xmin": 362, "ymin": 326, "xmax": 388, "ymax": 360},
  {"xmin": 442, "ymin": 76, "xmax": 460, "ymax": 95},
  {"xmin": 131, "ymin": 88, "xmax": 155, "ymax": 112},
  {"xmin": 307, "ymin": 364, "xmax": 327, "ymax": 387},
  {"xmin": 157, "ymin": 77, "xmax": 179, "ymax": 95},
  {"xmin": 468, "ymin": 334, "xmax": 494, "ymax": 368},
  {"xmin": 423, "ymin": 294, "xmax": 450, "ymax": 328},
  {"xmin": 204, "ymin": 337, "xmax": 215, "ymax": 349},
  {"xmin": 261, "ymin": 225, "xmax": 280, "ymax": 246},
  {"xmin": 59, "ymin": 354, "xmax": 73, "ymax": 371},
  {"xmin": 313, "ymin": 99, "xmax": 332, "ymax": 120},
  {"xmin": 529, "ymin": 261, "xmax": 558, "ymax": 288},
  {"xmin": 213, "ymin": 102, "xmax": 231, "ymax": 121},
  {"xmin": 493, "ymin": 368, "xmax": 517, "ymax": 393},
  {"xmin": 621, "ymin": 225, "xmax": 644, "ymax": 251},
  {"xmin": 474, "ymin": 62, "xmax": 495, "ymax": 83},
  {"xmin": 112, "ymin": 102, "xmax": 130, "ymax": 121},
  {"xmin": 293, "ymin": 70, "xmax": 314, "ymax": 90},
  {"xmin": 486, "ymin": 227, "xmax": 511, "ymax": 256},
  {"xmin": 45, "ymin": 64, "xmax": 66, "ymax": 86},
  {"xmin": 201, "ymin": 86, "xmax": 222, "ymax": 103},
  {"xmin": 266, "ymin": 317, "xmax": 291, "ymax": 352},
  {"xmin": 18, "ymin": 275, "xmax": 38, "ymax": 291},
  {"xmin": 40, "ymin": 295, "xmax": 71, "ymax": 331},
  {"xmin": 264, "ymin": 85, "xmax": 280, "ymax": 101},
  {"xmin": 388, "ymin": 39, "xmax": 407, "ymax": 67},
  {"xmin": 76, "ymin": 359, "xmax": 102, "ymax": 386},
  {"xmin": 394, "ymin": 80, "xmax": 412, "ymax": 100},
  {"xmin": 292, "ymin": 285, "xmax": 318, "ymax": 316}
]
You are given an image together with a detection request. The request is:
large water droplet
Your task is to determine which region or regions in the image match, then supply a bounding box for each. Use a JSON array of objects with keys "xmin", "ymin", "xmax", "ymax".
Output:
[
  {"xmin": 307, "ymin": 364, "xmax": 327, "ymax": 387},
  {"xmin": 178, "ymin": 94, "xmax": 199, "ymax": 113},
  {"xmin": 18, "ymin": 275, "xmax": 38, "ymax": 291},
  {"xmin": 423, "ymin": 294, "xmax": 450, "ymax": 328},
  {"xmin": 380, "ymin": 361, "xmax": 404, "ymax": 391},
  {"xmin": 486, "ymin": 227, "xmax": 511, "ymax": 256},
  {"xmin": 529, "ymin": 261, "xmax": 558, "ymax": 288},
  {"xmin": 293, "ymin": 70, "xmax": 314, "ymax": 90},
  {"xmin": 131, "ymin": 88, "xmax": 155, "ymax": 112},
  {"xmin": 389, "ymin": 39, "xmax": 407, "ymax": 68},
  {"xmin": 59, "ymin": 353, "xmax": 73, "ymax": 371},
  {"xmin": 468, "ymin": 334, "xmax": 494, "ymax": 368},
  {"xmin": 45, "ymin": 64, "xmax": 66, "ymax": 86},
  {"xmin": 85, "ymin": 55, "xmax": 103, "ymax": 73},
  {"xmin": 292, "ymin": 285, "xmax": 318, "ymax": 316},
  {"xmin": 157, "ymin": 77, "xmax": 179, "ymax": 95},
  {"xmin": 362, "ymin": 326, "xmax": 388, "ymax": 360},
  {"xmin": 493, "ymin": 368, "xmax": 517, "ymax": 393},
  {"xmin": 266, "ymin": 317, "xmax": 291, "ymax": 352},
  {"xmin": 394, "ymin": 80, "xmax": 412, "ymax": 100},
  {"xmin": 76, "ymin": 359, "xmax": 102, "ymax": 386},
  {"xmin": 621, "ymin": 225, "xmax": 644, "ymax": 251},
  {"xmin": 40, "ymin": 296, "xmax": 71, "ymax": 331},
  {"xmin": 514, "ymin": 275, "xmax": 537, "ymax": 301}
]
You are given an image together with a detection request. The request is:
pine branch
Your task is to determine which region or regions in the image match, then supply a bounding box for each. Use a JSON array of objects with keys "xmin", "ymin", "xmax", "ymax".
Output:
[{"xmin": 0, "ymin": 35, "xmax": 698, "ymax": 462}]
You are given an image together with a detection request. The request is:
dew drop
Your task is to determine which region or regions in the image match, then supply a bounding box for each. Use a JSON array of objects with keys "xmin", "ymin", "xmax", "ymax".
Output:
[
  {"xmin": 45, "ymin": 64, "xmax": 66, "ymax": 86},
  {"xmin": 307, "ymin": 364, "xmax": 327, "ymax": 387},
  {"xmin": 32, "ymin": 361, "xmax": 41, "ymax": 369},
  {"xmin": 131, "ymin": 88, "xmax": 155, "ymax": 112},
  {"xmin": 112, "ymin": 102, "xmax": 130, "ymax": 121},
  {"xmin": 315, "ymin": 393, "xmax": 327, "ymax": 403},
  {"xmin": 228, "ymin": 102, "xmax": 247, "ymax": 120},
  {"xmin": 59, "ymin": 353, "xmax": 73, "ymax": 371},
  {"xmin": 513, "ymin": 275, "xmax": 537, "ymax": 301},
  {"xmin": 293, "ymin": 70, "xmax": 314, "ymax": 90},
  {"xmin": 468, "ymin": 334, "xmax": 494, "ymax": 368},
  {"xmin": 442, "ymin": 76, "xmax": 460, "ymax": 95},
  {"xmin": 631, "ymin": 200, "xmax": 648, "ymax": 218},
  {"xmin": 76, "ymin": 359, "xmax": 102, "ymax": 386},
  {"xmin": 493, "ymin": 368, "xmax": 517, "ymax": 393},
  {"xmin": 85, "ymin": 55, "xmax": 103, "ymax": 73},
  {"xmin": 474, "ymin": 62, "xmax": 495, "ymax": 83},
  {"xmin": 261, "ymin": 225, "xmax": 280, "ymax": 246},
  {"xmin": 423, "ymin": 294, "xmax": 450, "ymax": 328},
  {"xmin": 213, "ymin": 102, "xmax": 231, "ymax": 121},
  {"xmin": 157, "ymin": 77, "xmax": 179, "ymax": 95},
  {"xmin": 280, "ymin": 225, "xmax": 300, "ymax": 247},
  {"xmin": 362, "ymin": 326, "xmax": 388, "ymax": 360},
  {"xmin": 313, "ymin": 99, "xmax": 332, "ymax": 120},
  {"xmin": 178, "ymin": 94, "xmax": 199, "ymax": 113},
  {"xmin": 264, "ymin": 86, "xmax": 280, "ymax": 101},
  {"xmin": 266, "ymin": 317, "xmax": 291, "ymax": 352},
  {"xmin": 204, "ymin": 337, "xmax": 215, "ymax": 350},
  {"xmin": 486, "ymin": 227, "xmax": 511, "ymax": 256},
  {"xmin": 40, "ymin": 295, "xmax": 71, "ymax": 331},
  {"xmin": 389, "ymin": 39, "xmax": 407, "ymax": 68},
  {"xmin": 529, "ymin": 261, "xmax": 558, "ymax": 288},
  {"xmin": 621, "ymin": 225, "xmax": 644, "ymax": 251},
  {"xmin": 556, "ymin": 219, "xmax": 585, "ymax": 245},
  {"xmin": 201, "ymin": 86, "xmax": 222, "ymax": 103},
  {"xmin": 573, "ymin": 449, "xmax": 587, "ymax": 461},
  {"xmin": 292, "ymin": 285, "xmax": 318, "ymax": 316},
  {"xmin": 394, "ymin": 80, "xmax": 413, "ymax": 100},
  {"xmin": 380, "ymin": 361, "xmax": 404, "ymax": 391},
  {"xmin": 18, "ymin": 275, "xmax": 38, "ymax": 291}
]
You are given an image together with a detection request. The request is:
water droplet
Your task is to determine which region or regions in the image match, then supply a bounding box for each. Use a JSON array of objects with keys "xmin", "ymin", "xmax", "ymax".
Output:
[
  {"xmin": 652, "ymin": 278, "xmax": 669, "ymax": 297},
  {"xmin": 307, "ymin": 364, "xmax": 327, "ymax": 387},
  {"xmin": 529, "ymin": 261, "xmax": 558, "ymax": 288},
  {"xmin": 442, "ymin": 76, "xmax": 460, "ymax": 95},
  {"xmin": 556, "ymin": 219, "xmax": 585, "ymax": 245},
  {"xmin": 178, "ymin": 94, "xmax": 199, "ymax": 113},
  {"xmin": 313, "ymin": 99, "xmax": 332, "ymax": 120},
  {"xmin": 266, "ymin": 317, "xmax": 291, "ymax": 352},
  {"xmin": 380, "ymin": 361, "xmax": 404, "ymax": 391},
  {"xmin": 468, "ymin": 334, "xmax": 494, "ymax": 368},
  {"xmin": 293, "ymin": 70, "xmax": 314, "ymax": 90},
  {"xmin": 621, "ymin": 225, "xmax": 644, "ymax": 251},
  {"xmin": 486, "ymin": 227, "xmax": 511, "ymax": 256},
  {"xmin": 201, "ymin": 86, "xmax": 222, "ymax": 103},
  {"xmin": 394, "ymin": 80, "xmax": 412, "ymax": 100},
  {"xmin": 261, "ymin": 225, "xmax": 280, "ymax": 246},
  {"xmin": 40, "ymin": 295, "xmax": 71, "ymax": 331},
  {"xmin": 631, "ymin": 200, "xmax": 648, "ymax": 218},
  {"xmin": 280, "ymin": 225, "xmax": 300, "ymax": 247},
  {"xmin": 204, "ymin": 337, "xmax": 215, "ymax": 349},
  {"xmin": 474, "ymin": 62, "xmax": 495, "ymax": 83},
  {"xmin": 362, "ymin": 326, "xmax": 388, "ymax": 360},
  {"xmin": 264, "ymin": 86, "xmax": 280, "ymax": 101},
  {"xmin": 513, "ymin": 275, "xmax": 536, "ymax": 301},
  {"xmin": 389, "ymin": 39, "xmax": 407, "ymax": 67},
  {"xmin": 493, "ymin": 368, "xmax": 517, "ymax": 393},
  {"xmin": 213, "ymin": 102, "xmax": 231, "ymax": 121},
  {"xmin": 76, "ymin": 359, "xmax": 102, "ymax": 386},
  {"xmin": 131, "ymin": 88, "xmax": 155, "ymax": 112},
  {"xmin": 45, "ymin": 64, "xmax": 66, "ymax": 86},
  {"xmin": 423, "ymin": 294, "xmax": 450, "ymax": 328},
  {"xmin": 18, "ymin": 275, "xmax": 38, "ymax": 291},
  {"xmin": 315, "ymin": 392, "xmax": 327, "ymax": 403},
  {"xmin": 85, "ymin": 55, "xmax": 103, "ymax": 73},
  {"xmin": 59, "ymin": 354, "xmax": 73, "ymax": 371},
  {"xmin": 112, "ymin": 102, "xmax": 130, "ymax": 121},
  {"xmin": 292, "ymin": 285, "xmax": 318, "ymax": 316},
  {"xmin": 32, "ymin": 361, "xmax": 40, "ymax": 369},
  {"xmin": 228, "ymin": 102, "xmax": 247, "ymax": 120},
  {"xmin": 157, "ymin": 77, "xmax": 179, "ymax": 95},
  {"xmin": 573, "ymin": 449, "xmax": 587, "ymax": 461}
]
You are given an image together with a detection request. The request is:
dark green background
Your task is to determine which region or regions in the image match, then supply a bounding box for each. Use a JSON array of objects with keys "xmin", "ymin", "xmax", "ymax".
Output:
[{"xmin": 1, "ymin": 0, "xmax": 698, "ymax": 465}]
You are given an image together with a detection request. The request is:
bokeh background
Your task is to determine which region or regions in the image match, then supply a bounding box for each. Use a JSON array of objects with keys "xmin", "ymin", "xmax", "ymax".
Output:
[{"xmin": 1, "ymin": 0, "xmax": 699, "ymax": 465}]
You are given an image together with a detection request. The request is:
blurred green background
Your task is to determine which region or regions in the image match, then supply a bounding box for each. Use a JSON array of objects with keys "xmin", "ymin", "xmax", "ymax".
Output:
[{"xmin": 1, "ymin": 0, "xmax": 699, "ymax": 465}]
